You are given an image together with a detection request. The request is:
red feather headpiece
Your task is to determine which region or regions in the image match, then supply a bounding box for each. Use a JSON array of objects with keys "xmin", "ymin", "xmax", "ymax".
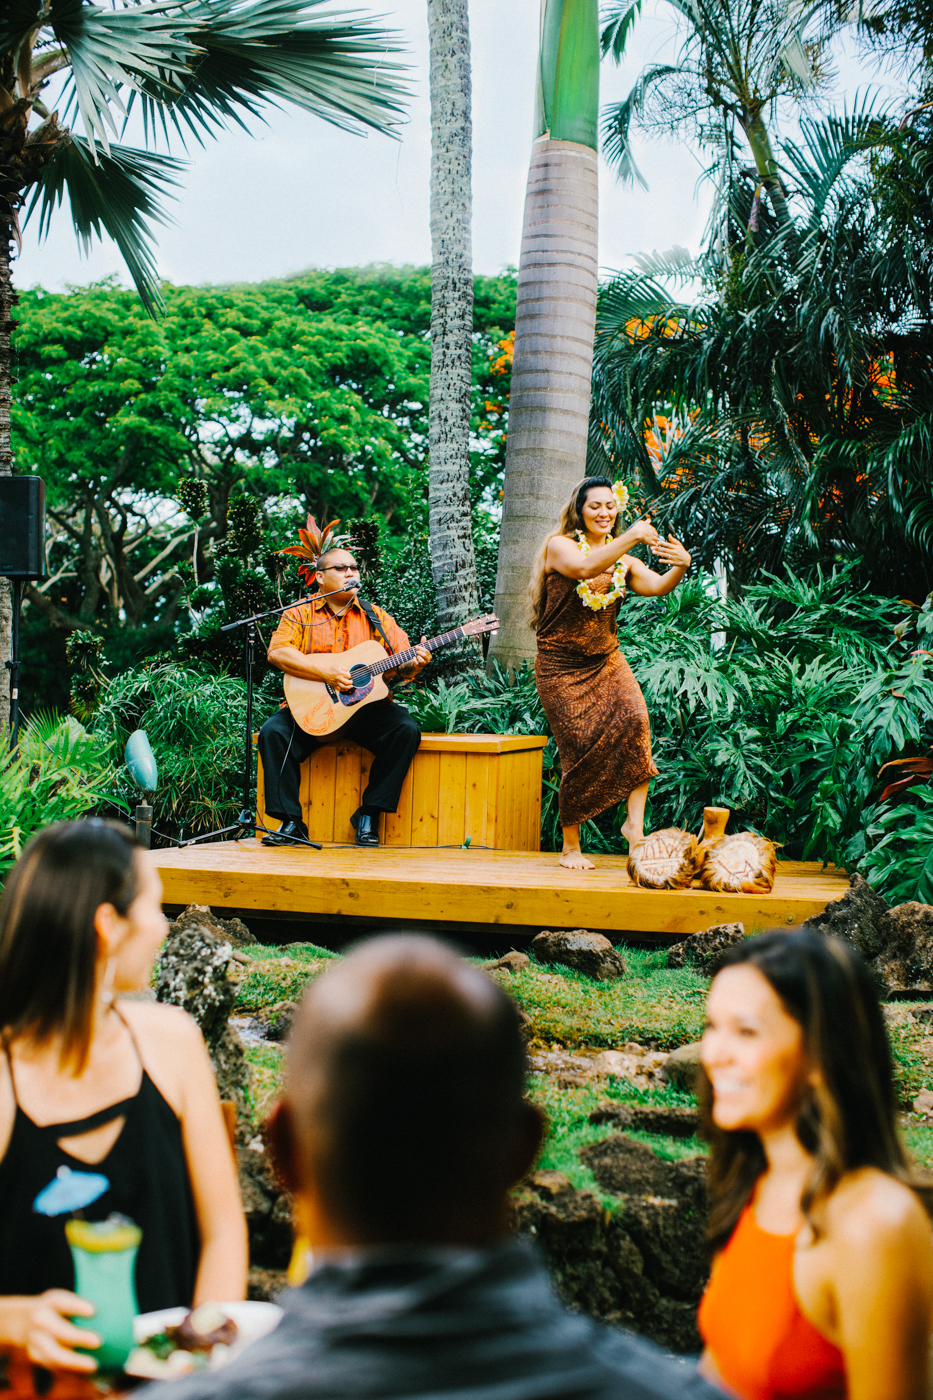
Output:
[{"xmin": 278, "ymin": 515, "xmax": 350, "ymax": 588}]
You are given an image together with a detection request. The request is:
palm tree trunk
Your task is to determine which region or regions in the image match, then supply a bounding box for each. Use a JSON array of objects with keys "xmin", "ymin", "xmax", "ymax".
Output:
[
  {"xmin": 427, "ymin": 0, "xmax": 480, "ymax": 633},
  {"xmin": 0, "ymin": 225, "xmax": 15, "ymax": 731},
  {"xmin": 488, "ymin": 0, "xmax": 599, "ymax": 674},
  {"xmin": 743, "ymin": 113, "xmax": 791, "ymax": 226}
]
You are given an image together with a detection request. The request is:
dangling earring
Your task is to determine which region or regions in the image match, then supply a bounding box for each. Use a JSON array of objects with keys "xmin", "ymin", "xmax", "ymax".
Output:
[{"xmin": 100, "ymin": 956, "xmax": 117, "ymax": 1008}]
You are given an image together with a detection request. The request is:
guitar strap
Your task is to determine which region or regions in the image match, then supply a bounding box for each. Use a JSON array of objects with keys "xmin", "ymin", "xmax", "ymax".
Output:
[{"xmin": 358, "ymin": 597, "xmax": 401, "ymax": 685}]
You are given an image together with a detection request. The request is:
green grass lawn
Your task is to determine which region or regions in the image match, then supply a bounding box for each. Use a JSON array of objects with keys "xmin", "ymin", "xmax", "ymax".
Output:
[
  {"xmin": 235, "ymin": 939, "xmax": 933, "ymax": 1180},
  {"xmin": 232, "ymin": 942, "xmax": 710, "ymax": 1048}
]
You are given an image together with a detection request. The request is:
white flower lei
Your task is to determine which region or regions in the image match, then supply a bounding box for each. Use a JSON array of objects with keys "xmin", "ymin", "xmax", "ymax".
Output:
[{"xmin": 574, "ymin": 481, "xmax": 630, "ymax": 611}]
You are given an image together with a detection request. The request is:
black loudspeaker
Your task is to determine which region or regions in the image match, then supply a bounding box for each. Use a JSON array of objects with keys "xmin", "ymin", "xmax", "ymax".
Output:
[{"xmin": 0, "ymin": 476, "xmax": 47, "ymax": 579}]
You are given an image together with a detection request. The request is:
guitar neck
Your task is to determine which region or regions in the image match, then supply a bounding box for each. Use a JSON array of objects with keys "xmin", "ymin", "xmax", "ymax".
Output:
[{"xmin": 371, "ymin": 626, "xmax": 468, "ymax": 675}]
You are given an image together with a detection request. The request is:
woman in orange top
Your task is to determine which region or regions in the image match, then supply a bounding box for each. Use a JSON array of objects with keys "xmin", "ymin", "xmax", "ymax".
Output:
[{"xmin": 697, "ymin": 929, "xmax": 933, "ymax": 1400}]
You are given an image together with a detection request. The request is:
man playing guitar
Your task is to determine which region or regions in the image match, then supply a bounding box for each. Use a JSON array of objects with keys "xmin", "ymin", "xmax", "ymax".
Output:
[{"xmin": 259, "ymin": 548, "xmax": 431, "ymax": 848}]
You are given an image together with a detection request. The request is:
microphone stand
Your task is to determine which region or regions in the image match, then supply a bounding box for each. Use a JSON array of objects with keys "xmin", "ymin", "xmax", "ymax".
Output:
[{"xmin": 179, "ymin": 583, "xmax": 360, "ymax": 849}]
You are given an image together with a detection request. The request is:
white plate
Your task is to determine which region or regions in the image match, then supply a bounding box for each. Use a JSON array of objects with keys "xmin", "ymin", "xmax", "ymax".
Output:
[{"xmin": 133, "ymin": 1300, "xmax": 282, "ymax": 1348}]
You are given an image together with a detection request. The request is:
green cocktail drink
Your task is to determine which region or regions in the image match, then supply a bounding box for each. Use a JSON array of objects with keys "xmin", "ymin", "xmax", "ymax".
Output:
[{"xmin": 65, "ymin": 1215, "xmax": 142, "ymax": 1372}]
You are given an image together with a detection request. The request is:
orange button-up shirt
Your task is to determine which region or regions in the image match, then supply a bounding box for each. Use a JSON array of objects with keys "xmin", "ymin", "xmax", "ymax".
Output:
[{"xmin": 269, "ymin": 598, "xmax": 412, "ymax": 706}]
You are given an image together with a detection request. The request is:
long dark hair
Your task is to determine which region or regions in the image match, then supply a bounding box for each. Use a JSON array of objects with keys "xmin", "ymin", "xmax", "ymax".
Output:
[
  {"xmin": 528, "ymin": 476, "xmax": 621, "ymax": 631},
  {"xmin": 0, "ymin": 821, "xmax": 141, "ymax": 1071},
  {"xmin": 702, "ymin": 929, "xmax": 912, "ymax": 1253}
]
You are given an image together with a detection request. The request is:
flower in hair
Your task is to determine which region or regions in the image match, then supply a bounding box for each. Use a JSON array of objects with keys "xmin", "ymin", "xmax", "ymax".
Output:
[{"xmin": 613, "ymin": 480, "xmax": 630, "ymax": 512}]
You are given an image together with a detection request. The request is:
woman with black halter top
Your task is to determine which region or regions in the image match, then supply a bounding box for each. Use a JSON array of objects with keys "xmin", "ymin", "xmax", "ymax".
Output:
[{"xmin": 0, "ymin": 821, "xmax": 247, "ymax": 1375}]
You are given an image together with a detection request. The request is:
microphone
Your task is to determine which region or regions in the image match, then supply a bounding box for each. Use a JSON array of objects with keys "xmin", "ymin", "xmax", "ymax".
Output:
[{"xmin": 347, "ymin": 579, "xmax": 361, "ymax": 589}]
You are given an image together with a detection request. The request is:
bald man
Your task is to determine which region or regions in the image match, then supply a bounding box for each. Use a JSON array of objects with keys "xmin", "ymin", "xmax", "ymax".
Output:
[{"xmin": 143, "ymin": 936, "xmax": 721, "ymax": 1400}]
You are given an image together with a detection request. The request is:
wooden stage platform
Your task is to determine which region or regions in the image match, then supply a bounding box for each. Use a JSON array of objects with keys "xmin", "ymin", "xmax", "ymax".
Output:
[{"xmin": 154, "ymin": 840, "xmax": 849, "ymax": 943}]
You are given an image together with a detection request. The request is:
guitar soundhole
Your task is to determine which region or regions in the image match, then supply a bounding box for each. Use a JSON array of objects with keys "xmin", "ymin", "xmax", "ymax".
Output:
[{"xmin": 349, "ymin": 665, "xmax": 372, "ymax": 689}]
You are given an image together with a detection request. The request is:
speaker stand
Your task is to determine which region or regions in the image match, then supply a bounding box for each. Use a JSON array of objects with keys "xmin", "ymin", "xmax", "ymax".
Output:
[{"xmin": 6, "ymin": 578, "xmax": 22, "ymax": 753}]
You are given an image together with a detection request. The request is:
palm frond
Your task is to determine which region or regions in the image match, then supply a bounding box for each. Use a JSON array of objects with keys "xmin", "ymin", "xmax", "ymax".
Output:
[
  {"xmin": 48, "ymin": 0, "xmax": 196, "ymax": 155},
  {"xmin": 600, "ymin": 64, "xmax": 679, "ymax": 187},
  {"xmin": 599, "ymin": 0, "xmax": 644, "ymax": 62},
  {"xmin": 782, "ymin": 97, "xmax": 892, "ymax": 224},
  {"xmin": 129, "ymin": 0, "xmax": 409, "ymax": 147},
  {"xmin": 0, "ymin": 0, "xmax": 45, "ymax": 63},
  {"xmin": 24, "ymin": 135, "xmax": 184, "ymax": 314}
]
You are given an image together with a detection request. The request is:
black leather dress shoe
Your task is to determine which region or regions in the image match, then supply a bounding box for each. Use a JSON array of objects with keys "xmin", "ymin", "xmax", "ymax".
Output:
[
  {"xmin": 350, "ymin": 809, "xmax": 380, "ymax": 847},
  {"xmin": 262, "ymin": 818, "xmax": 309, "ymax": 847}
]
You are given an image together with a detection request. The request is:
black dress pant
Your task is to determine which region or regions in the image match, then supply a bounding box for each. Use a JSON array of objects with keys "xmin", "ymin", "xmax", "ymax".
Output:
[{"xmin": 258, "ymin": 699, "xmax": 422, "ymax": 824}]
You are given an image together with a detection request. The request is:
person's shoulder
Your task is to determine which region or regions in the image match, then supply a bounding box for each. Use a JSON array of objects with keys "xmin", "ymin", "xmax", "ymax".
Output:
[
  {"xmin": 826, "ymin": 1166, "xmax": 932, "ymax": 1247},
  {"xmin": 118, "ymin": 998, "xmax": 204, "ymax": 1047},
  {"xmin": 280, "ymin": 598, "xmax": 316, "ymax": 624},
  {"xmin": 371, "ymin": 601, "xmax": 403, "ymax": 631}
]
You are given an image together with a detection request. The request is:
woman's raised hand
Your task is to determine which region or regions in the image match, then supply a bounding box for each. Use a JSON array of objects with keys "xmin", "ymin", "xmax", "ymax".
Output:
[
  {"xmin": 651, "ymin": 534, "xmax": 691, "ymax": 569},
  {"xmin": 0, "ymin": 1290, "xmax": 101, "ymax": 1371},
  {"xmin": 631, "ymin": 516, "xmax": 660, "ymax": 547}
]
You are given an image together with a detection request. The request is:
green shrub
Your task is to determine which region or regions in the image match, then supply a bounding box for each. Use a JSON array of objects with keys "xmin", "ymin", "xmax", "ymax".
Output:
[
  {"xmin": 0, "ymin": 713, "xmax": 119, "ymax": 876},
  {"xmin": 92, "ymin": 663, "xmax": 281, "ymax": 841}
]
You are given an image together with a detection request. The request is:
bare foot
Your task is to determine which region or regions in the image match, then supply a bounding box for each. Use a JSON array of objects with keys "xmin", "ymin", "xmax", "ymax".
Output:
[
  {"xmin": 559, "ymin": 847, "xmax": 595, "ymax": 870},
  {"xmin": 621, "ymin": 820, "xmax": 644, "ymax": 850}
]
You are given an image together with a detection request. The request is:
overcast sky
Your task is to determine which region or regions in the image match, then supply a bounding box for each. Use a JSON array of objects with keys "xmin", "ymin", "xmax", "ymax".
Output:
[{"xmin": 16, "ymin": 0, "xmax": 887, "ymax": 294}]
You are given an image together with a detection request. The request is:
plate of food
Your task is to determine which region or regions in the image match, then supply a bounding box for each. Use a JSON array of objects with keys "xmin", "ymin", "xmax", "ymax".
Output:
[{"xmin": 125, "ymin": 1301, "xmax": 282, "ymax": 1380}]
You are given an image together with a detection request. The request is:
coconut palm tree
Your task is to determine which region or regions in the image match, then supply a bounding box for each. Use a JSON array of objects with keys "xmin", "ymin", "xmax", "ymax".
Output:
[
  {"xmin": 599, "ymin": 0, "xmax": 829, "ymax": 226},
  {"xmin": 426, "ymin": 0, "xmax": 480, "ymax": 635},
  {"xmin": 488, "ymin": 0, "xmax": 600, "ymax": 673},
  {"xmin": 0, "ymin": 0, "xmax": 407, "ymax": 724}
]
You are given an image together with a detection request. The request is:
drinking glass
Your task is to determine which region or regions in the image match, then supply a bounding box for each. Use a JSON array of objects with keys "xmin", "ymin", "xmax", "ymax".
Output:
[{"xmin": 65, "ymin": 1215, "xmax": 142, "ymax": 1372}]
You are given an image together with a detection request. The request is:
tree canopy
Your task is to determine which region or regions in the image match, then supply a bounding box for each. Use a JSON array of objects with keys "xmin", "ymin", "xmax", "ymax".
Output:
[{"xmin": 12, "ymin": 263, "xmax": 515, "ymax": 704}]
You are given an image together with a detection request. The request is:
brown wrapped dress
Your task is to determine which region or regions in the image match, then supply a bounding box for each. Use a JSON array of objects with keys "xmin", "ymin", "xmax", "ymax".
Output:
[{"xmin": 535, "ymin": 567, "xmax": 658, "ymax": 826}]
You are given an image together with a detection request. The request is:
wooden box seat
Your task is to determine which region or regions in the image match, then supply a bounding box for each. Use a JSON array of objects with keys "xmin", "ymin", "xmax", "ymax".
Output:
[{"xmin": 256, "ymin": 732, "xmax": 548, "ymax": 851}]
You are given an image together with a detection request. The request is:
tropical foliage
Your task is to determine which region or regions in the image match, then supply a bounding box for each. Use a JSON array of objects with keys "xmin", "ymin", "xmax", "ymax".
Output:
[
  {"xmin": 590, "ymin": 101, "xmax": 933, "ymax": 602},
  {"xmin": 0, "ymin": 712, "xmax": 118, "ymax": 874},
  {"xmin": 407, "ymin": 565, "xmax": 933, "ymax": 903},
  {"xmin": 590, "ymin": 0, "xmax": 933, "ymax": 603},
  {"xmin": 599, "ymin": 0, "xmax": 829, "ymax": 218},
  {"xmin": 91, "ymin": 661, "xmax": 280, "ymax": 842}
]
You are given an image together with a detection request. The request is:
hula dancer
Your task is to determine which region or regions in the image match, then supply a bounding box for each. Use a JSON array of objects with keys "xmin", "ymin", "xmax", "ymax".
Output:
[{"xmin": 530, "ymin": 476, "xmax": 690, "ymax": 870}]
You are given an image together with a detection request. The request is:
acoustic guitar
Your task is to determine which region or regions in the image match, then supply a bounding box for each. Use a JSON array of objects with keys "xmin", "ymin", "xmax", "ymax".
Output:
[{"xmin": 283, "ymin": 613, "xmax": 499, "ymax": 737}]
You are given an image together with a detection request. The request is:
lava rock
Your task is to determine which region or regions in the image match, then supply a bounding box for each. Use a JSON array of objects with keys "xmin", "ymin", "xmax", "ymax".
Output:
[
  {"xmin": 588, "ymin": 1102, "xmax": 700, "ymax": 1138},
  {"xmin": 211, "ymin": 1023, "xmax": 252, "ymax": 1123},
  {"xmin": 875, "ymin": 903, "xmax": 933, "ymax": 994},
  {"xmin": 589, "ymin": 1050, "xmax": 627, "ymax": 1077},
  {"xmin": 801, "ymin": 873, "xmax": 889, "ymax": 962},
  {"xmin": 238, "ymin": 1141, "xmax": 293, "ymax": 1270},
  {"xmin": 666, "ymin": 923, "xmax": 745, "ymax": 975},
  {"xmin": 169, "ymin": 903, "xmax": 257, "ymax": 947},
  {"xmin": 512, "ymin": 1165, "xmax": 704, "ymax": 1354},
  {"xmin": 512, "ymin": 1173, "xmax": 656, "ymax": 1337},
  {"xmin": 531, "ymin": 930, "xmax": 626, "ymax": 982},
  {"xmin": 155, "ymin": 922, "xmax": 252, "ymax": 1115},
  {"xmin": 661, "ymin": 1042, "xmax": 703, "ymax": 1093},
  {"xmin": 254, "ymin": 1001, "xmax": 298, "ymax": 1043},
  {"xmin": 579, "ymin": 1135, "xmax": 709, "ymax": 1303},
  {"xmin": 484, "ymin": 951, "xmax": 531, "ymax": 973},
  {"xmin": 913, "ymin": 1088, "xmax": 933, "ymax": 1117}
]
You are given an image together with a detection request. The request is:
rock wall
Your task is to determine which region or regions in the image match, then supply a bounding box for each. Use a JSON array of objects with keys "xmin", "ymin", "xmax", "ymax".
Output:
[{"xmin": 513, "ymin": 1135, "xmax": 709, "ymax": 1354}]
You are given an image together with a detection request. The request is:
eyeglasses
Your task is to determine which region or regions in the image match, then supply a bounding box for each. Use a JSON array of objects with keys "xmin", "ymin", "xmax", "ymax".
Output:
[{"xmin": 323, "ymin": 563, "xmax": 358, "ymax": 573}]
